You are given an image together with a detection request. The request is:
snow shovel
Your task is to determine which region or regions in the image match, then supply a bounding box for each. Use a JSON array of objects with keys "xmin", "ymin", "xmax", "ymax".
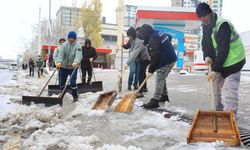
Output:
[
  {"xmin": 47, "ymin": 63, "xmax": 103, "ymax": 95},
  {"xmin": 22, "ymin": 68, "xmax": 77, "ymax": 107},
  {"xmin": 92, "ymin": 69, "xmax": 126, "ymax": 110},
  {"xmin": 113, "ymin": 75, "xmax": 150, "ymax": 113},
  {"xmin": 187, "ymin": 64, "xmax": 241, "ymax": 146}
]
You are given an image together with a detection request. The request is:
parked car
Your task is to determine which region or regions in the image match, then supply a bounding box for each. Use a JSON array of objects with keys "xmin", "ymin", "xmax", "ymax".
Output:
[{"xmin": 9, "ymin": 63, "xmax": 18, "ymax": 71}]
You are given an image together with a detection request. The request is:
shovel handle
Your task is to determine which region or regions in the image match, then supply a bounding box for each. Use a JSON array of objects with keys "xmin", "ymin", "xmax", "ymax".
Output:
[
  {"xmin": 134, "ymin": 75, "xmax": 150, "ymax": 94},
  {"xmin": 38, "ymin": 69, "xmax": 57, "ymax": 97},
  {"xmin": 208, "ymin": 64, "xmax": 216, "ymax": 111},
  {"xmin": 90, "ymin": 62, "xmax": 96, "ymax": 82},
  {"xmin": 113, "ymin": 69, "xmax": 126, "ymax": 91}
]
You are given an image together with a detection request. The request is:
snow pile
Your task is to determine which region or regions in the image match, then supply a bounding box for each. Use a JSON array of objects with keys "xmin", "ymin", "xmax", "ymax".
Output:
[
  {"xmin": 96, "ymin": 144, "xmax": 141, "ymax": 150},
  {"xmin": 0, "ymin": 105, "xmax": 63, "ymax": 133},
  {"xmin": 22, "ymin": 120, "xmax": 101, "ymax": 150}
]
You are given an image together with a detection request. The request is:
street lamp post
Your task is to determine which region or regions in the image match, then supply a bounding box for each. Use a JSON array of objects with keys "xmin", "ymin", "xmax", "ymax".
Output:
[{"xmin": 48, "ymin": 0, "xmax": 52, "ymax": 69}]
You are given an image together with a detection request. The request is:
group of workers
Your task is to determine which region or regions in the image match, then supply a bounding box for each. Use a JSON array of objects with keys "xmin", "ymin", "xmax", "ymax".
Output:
[{"xmin": 52, "ymin": 2, "xmax": 245, "ymax": 120}]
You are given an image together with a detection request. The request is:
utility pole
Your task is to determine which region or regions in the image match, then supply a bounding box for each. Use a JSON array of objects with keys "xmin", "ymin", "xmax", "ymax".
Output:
[
  {"xmin": 37, "ymin": 6, "xmax": 41, "ymax": 55},
  {"xmin": 117, "ymin": 0, "xmax": 124, "ymax": 92},
  {"xmin": 48, "ymin": 0, "xmax": 52, "ymax": 69}
]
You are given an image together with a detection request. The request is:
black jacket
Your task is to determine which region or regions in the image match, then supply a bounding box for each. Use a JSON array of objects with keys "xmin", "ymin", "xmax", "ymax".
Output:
[
  {"xmin": 81, "ymin": 40, "xmax": 97, "ymax": 67},
  {"xmin": 202, "ymin": 13, "xmax": 245, "ymax": 78}
]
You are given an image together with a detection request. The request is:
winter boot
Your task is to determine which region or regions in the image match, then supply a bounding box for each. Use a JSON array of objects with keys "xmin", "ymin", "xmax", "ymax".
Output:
[
  {"xmin": 142, "ymin": 98, "xmax": 160, "ymax": 109},
  {"xmin": 134, "ymin": 85, "xmax": 138, "ymax": 90},
  {"xmin": 142, "ymin": 88, "xmax": 148, "ymax": 92},
  {"xmin": 136, "ymin": 92, "xmax": 144, "ymax": 98},
  {"xmin": 128, "ymin": 85, "xmax": 132, "ymax": 91},
  {"xmin": 159, "ymin": 95, "xmax": 169, "ymax": 103},
  {"xmin": 73, "ymin": 96, "xmax": 78, "ymax": 102},
  {"xmin": 87, "ymin": 77, "xmax": 91, "ymax": 84},
  {"xmin": 82, "ymin": 77, "xmax": 86, "ymax": 83}
]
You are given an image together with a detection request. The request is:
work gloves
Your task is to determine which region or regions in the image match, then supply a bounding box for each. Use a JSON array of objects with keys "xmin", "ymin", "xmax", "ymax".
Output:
[
  {"xmin": 207, "ymin": 71, "xmax": 215, "ymax": 81},
  {"xmin": 56, "ymin": 63, "xmax": 61, "ymax": 69},
  {"xmin": 89, "ymin": 57, "xmax": 93, "ymax": 63},
  {"xmin": 147, "ymin": 73, "xmax": 153, "ymax": 77},
  {"xmin": 72, "ymin": 63, "xmax": 78, "ymax": 69},
  {"xmin": 205, "ymin": 57, "xmax": 213, "ymax": 65}
]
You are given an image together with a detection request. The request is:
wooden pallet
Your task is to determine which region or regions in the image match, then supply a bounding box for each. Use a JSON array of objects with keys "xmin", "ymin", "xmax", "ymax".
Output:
[{"xmin": 187, "ymin": 110, "xmax": 241, "ymax": 146}]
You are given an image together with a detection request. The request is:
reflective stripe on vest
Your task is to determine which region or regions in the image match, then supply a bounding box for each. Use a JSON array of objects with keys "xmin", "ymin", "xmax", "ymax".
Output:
[{"xmin": 211, "ymin": 16, "xmax": 245, "ymax": 67}]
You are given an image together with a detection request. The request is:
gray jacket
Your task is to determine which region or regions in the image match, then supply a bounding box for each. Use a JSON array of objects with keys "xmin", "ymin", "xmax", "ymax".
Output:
[
  {"xmin": 58, "ymin": 41, "xmax": 82, "ymax": 69},
  {"xmin": 126, "ymin": 38, "xmax": 150, "ymax": 66}
]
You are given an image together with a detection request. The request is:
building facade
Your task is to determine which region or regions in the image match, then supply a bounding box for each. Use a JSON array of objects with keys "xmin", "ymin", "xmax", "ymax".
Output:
[
  {"xmin": 171, "ymin": 0, "xmax": 223, "ymax": 16},
  {"xmin": 56, "ymin": 6, "xmax": 81, "ymax": 36},
  {"xmin": 124, "ymin": 5, "xmax": 137, "ymax": 27}
]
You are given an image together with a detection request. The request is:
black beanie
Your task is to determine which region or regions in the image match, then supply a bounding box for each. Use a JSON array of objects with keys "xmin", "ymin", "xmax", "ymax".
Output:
[
  {"xmin": 196, "ymin": 2, "xmax": 212, "ymax": 17},
  {"xmin": 137, "ymin": 24, "xmax": 154, "ymax": 45},
  {"xmin": 127, "ymin": 27, "xmax": 136, "ymax": 39}
]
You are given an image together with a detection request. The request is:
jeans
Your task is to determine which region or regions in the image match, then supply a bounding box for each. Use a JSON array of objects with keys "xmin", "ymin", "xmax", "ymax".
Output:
[
  {"xmin": 137, "ymin": 60, "xmax": 149, "ymax": 93},
  {"xmin": 128, "ymin": 61, "xmax": 138, "ymax": 87},
  {"xmin": 59, "ymin": 68, "xmax": 78, "ymax": 98}
]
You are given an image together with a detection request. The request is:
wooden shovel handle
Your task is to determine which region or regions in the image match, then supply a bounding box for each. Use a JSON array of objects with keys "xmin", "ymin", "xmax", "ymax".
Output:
[
  {"xmin": 113, "ymin": 69, "xmax": 126, "ymax": 91},
  {"xmin": 208, "ymin": 64, "xmax": 215, "ymax": 111},
  {"xmin": 38, "ymin": 69, "xmax": 57, "ymax": 97},
  {"xmin": 90, "ymin": 62, "xmax": 96, "ymax": 82}
]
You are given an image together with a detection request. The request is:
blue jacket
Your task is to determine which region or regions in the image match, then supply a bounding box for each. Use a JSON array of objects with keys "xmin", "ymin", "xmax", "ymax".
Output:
[{"xmin": 148, "ymin": 30, "xmax": 177, "ymax": 73}]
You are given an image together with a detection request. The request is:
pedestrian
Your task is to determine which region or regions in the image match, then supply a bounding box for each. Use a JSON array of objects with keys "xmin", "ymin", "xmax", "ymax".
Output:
[
  {"xmin": 80, "ymin": 39, "xmax": 97, "ymax": 83},
  {"xmin": 29, "ymin": 58, "xmax": 35, "ymax": 77},
  {"xmin": 196, "ymin": 3, "xmax": 245, "ymax": 119},
  {"xmin": 122, "ymin": 33, "xmax": 138, "ymax": 91},
  {"xmin": 53, "ymin": 38, "xmax": 66, "ymax": 85},
  {"xmin": 138, "ymin": 24, "xmax": 177, "ymax": 109},
  {"xmin": 53, "ymin": 38, "xmax": 66, "ymax": 64},
  {"xmin": 36, "ymin": 55, "xmax": 44, "ymax": 78},
  {"xmin": 56, "ymin": 31, "xmax": 82, "ymax": 102},
  {"xmin": 124, "ymin": 27, "xmax": 150, "ymax": 98}
]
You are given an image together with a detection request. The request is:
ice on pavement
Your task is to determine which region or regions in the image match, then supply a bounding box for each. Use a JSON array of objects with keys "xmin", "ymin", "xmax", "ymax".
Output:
[{"xmin": 0, "ymin": 69, "xmax": 249, "ymax": 149}]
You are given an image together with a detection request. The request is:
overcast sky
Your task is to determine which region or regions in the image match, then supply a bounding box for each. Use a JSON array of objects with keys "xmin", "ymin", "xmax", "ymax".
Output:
[{"xmin": 0, "ymin": 0, "xmax": 249, "ymax": 59}]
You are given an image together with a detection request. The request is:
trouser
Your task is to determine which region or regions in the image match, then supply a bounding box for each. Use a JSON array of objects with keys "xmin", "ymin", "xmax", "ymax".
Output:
[
  {"xmin": 59, "ymin": 68, "xmax": 78, "ymax": 98},
  {"xmin": 29, "ymin": 67, "xmax": 34, "ymax": 77},
  {"xmin": 213, "ymin": 71, "xmax": 241, "ymax": 119},
  {"xmin": 128, "ymin": 61, "xmax": 138, "ymax": 87},
  {"xmin": 153, "ymin": 62, "xmax": 175, "ymax": 100},
  {"xmin": 38, "ymin": 68, "xmax": 43, "ymax": 78},
  {"xmin": 81, "ymin": 66, "xmax": 92, "ymax": 83},
  {"xmin": 137, "ymin": 60, "xmax": 150, "ymax": 93}
]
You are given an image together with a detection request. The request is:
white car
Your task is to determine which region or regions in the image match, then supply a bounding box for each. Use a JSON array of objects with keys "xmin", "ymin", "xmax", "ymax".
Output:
[{"xmin": 9, "ymin": 63, "xmax": 18, "ymax": 71}]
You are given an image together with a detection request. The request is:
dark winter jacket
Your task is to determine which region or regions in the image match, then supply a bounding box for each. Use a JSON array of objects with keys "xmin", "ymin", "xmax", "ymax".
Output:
[
  {"xmin": 202, "ymin": 13, "xmax": 245, "ymax": 78},
  {"xmin": 140, "ymin": 30, "xmax": 177, "ymax": 73},
  {"xmin": 29, "ymin": 59, "xmax": 35, "ymax": 69},
  {"xmin": 81, "ymin": 39, "xmax": 97, "ymax": 68}
]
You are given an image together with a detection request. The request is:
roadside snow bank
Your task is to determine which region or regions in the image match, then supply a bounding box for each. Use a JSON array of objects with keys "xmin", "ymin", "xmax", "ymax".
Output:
[{"xmin": 0, "ymin": 105, "xmax": 63, "ymax": 133}]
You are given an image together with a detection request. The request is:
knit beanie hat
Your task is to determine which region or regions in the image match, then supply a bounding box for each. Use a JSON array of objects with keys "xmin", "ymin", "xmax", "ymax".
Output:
[
  {"xmin": 68, "ymin": 31, "xmax": 77, "ymax": 39},
  {"xmin": 196, "ymin": 2, "xmax": 212, "ymax": 17}
]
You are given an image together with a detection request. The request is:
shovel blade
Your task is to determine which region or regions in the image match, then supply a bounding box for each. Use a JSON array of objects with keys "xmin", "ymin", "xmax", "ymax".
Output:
[
  {"xmin": 22, "ymin": 96, "xmax": 63, "ymax": 107},
  {"xmin": 113, "ymin": 93, "xmax": 136, "ymax": 112},
  {"xmin": 187, "ymin": 110, "xmax": 241, "ymax": 146},
  {"xmin": 48, "ymin": 81, "xmax": 103, "ymax": 95},
  {"xmin": 92, "ymin": 91, "xmax": 117, "ymax": 110}
]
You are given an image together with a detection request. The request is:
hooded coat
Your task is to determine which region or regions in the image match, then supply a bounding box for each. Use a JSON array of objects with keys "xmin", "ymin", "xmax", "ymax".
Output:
[{"xmin": 81, "ymin": 39, "xmax": 97, "ymax": 68}]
